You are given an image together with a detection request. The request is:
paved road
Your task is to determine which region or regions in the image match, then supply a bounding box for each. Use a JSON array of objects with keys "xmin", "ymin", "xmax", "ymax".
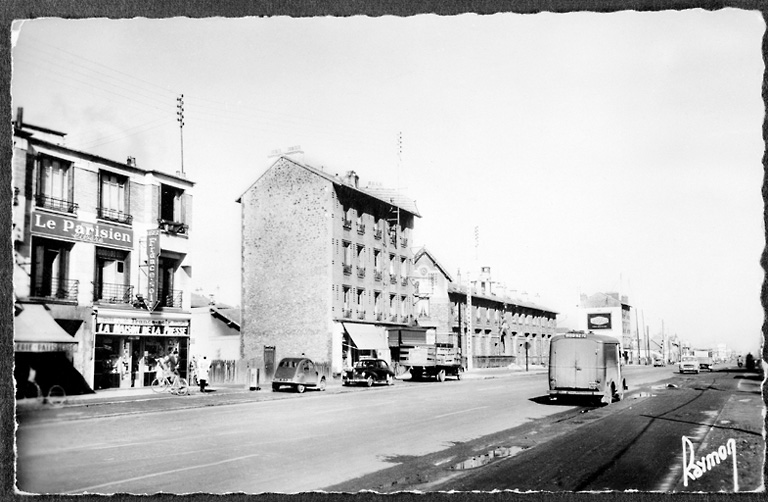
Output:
[
  {"xmin": 16, "ymin": 365, "xmax": 674, "ymax": 494},
  {"xmin": 329, "ymin": 366, "xmax": 763, "ymax": 492}
]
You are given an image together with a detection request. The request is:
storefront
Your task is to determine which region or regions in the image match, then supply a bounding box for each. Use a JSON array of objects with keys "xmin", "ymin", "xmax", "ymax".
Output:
[
  {"xmin": 93, "ymin": 309, "xmax": 190, "ymax": 389},
  {"xmin": 341, "ymin": 322, "xmax": 390, "ymax": 366}
]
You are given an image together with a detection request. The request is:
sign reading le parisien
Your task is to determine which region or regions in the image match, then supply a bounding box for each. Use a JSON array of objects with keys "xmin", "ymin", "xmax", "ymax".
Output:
[{"xmin": 31, "ymin": 211, "xmax": 133, "ymax": 250}]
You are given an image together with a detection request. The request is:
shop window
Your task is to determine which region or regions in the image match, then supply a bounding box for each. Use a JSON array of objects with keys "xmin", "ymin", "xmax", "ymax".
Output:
[
  {"xmin": 99, "ymin": 171, "xmax": 132, "ymax": 224},
  {"xmin": 36, "ymin": 155, "xmax": 77, "ymax": 214},
  {"xmin": 94, "ymin": 247, "xmax": 131, "ymax": 304},
  {"xmin": 31, "ymin": 237, "xmax": 77, "ymax": 300},
  {"xmin": 159, "ymin": 184, "xmax": 187, "ymax": 234}
]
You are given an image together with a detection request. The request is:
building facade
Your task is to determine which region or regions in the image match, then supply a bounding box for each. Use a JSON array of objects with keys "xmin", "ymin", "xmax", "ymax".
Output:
[
  {"xmin": 239, "ymin": 156, "xmax": 419, "ymax": 383},
  {"xmin": 12, "ymin": 109, "xmax": 194, "ymax": 393},
  {"xmin": 413, "ymin": 253, "xmax": 558, "ymax": 368},
  {"xmin": 578, "ymin": 292, "xmax": 634, "ymax": 360}
]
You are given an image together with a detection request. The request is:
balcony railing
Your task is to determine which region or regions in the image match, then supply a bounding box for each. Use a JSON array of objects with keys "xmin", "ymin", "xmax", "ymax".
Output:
[
  {"xmin": 356, "ymin": 222, "xmax": 365, "ymax": 235},
  {"xmin": 343, "ymin": 264, "xmax": 352, "ymax": 275},
  {"xmin": 374, "ymin": 228, "xmax": 382, "ymax": 240},
  {"xmin": 342, "ymin": 218, "xmax": 352, "ymax": 230},
  {"xmin": 374, "ymin": 271, "xmax": 383, "ymax": 282},
  {"xmin": 401, "ymin": 277, "xmax": 408, "ymax": 286},
  {"xmin": 158, "ymin": 219, "xmax": 188, "ymax": 235},
  {"xmin": 161, "ymin": 289, "xmax": 184, "ymax": 308},
  {"xmin": 400, "ymin": 237, "xmax": 408, "ymax": 248},
  {"xmin": 357, "ymin": 310, "xmax": 366, "ymax": 320},
  {"xmin": 376, "ymin": 312, "xmax": 383, "ymax": 321},
  {"xmin": 95, "ymin": 283, "xmax": 134, "ymax": 304},
  {"xmin": 389, "ymin": 234, "xmax": 397, "ymax": 246},
  {"xmin": 31, "ymin": 278, "xmax": 79, "ymax": 302},
  {"xmin": 390, "ymin": 275, "xmax": 398, "ymax": 285},
  {"xmin": 356, "ymin": 266, "xmax": 366, "ymax": 278},
  {"xmin": 35, "ymin": 194, "xmax": 78, "ymax": 214},
  {"xmin": 342, "ymin": 308, "xmax": 352, "ymax": 318},
  {"xmin": 98, "ymin": 207, "xmax": 133, "ymax": 225}
]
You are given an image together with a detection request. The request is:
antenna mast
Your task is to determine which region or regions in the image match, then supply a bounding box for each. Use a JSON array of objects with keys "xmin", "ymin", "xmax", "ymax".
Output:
[{"xmin": 177, "ymin": 94, "xmax": 185, "ymax": 175}]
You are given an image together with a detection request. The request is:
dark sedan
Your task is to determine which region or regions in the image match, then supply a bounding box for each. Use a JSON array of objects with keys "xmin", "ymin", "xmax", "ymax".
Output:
[
  {"xmin": 272, "ymin": 357, "xmax": 327, "ymax": 393},
  {"xmin": 343, "ymin": 358, "xmax": 395, "ymax": 387}
]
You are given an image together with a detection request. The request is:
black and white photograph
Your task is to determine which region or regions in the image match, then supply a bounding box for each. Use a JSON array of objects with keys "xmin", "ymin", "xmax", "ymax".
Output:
[{"xmin": 5, "ymin": 3, "xmax": 766, "ymax": 496}]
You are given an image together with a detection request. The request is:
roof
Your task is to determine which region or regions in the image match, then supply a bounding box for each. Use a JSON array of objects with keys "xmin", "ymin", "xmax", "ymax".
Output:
[
  {"xmin": 414, "ymin": 247, "xmax": 453, "ymax": 282},
  {"xmin": 211, "ymin": 308, "xmax": 241, "ymax": 329},
  {"xmin": 237, "ymin": 156, "xmax": 420, "ymax": 217},
  {"xmin": 447, "ymin": 283, "xmax": 558, "ymax": 315}
]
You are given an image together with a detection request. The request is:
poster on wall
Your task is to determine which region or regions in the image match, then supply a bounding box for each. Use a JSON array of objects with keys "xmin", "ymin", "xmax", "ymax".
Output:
[{"xmin": 587, "ymin": 313, "xmax": 612, "ymax": 330}]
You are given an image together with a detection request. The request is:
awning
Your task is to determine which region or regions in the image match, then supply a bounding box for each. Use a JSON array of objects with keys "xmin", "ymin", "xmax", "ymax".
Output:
[
  {"xmin": 342, "ymin": 323, "xmax": 388, "ymax": 350},
  {"xmin": 14, "ymin": 304, "xmax": 78, "ymax": 352}
]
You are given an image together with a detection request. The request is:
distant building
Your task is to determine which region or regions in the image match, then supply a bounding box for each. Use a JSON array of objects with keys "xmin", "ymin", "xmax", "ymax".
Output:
[
  {"xmin": 413, "ymin": 252, "xmax": 558, "ymax": 367},
  {"xmin": 12, "ymin": 108, "xmax": 194, "ymax": 394},
  {"xmin": 579, "ymin": 292, "xmax": 633, "ymax": 358},
  {"xmin": 238, "ymin": 156, "xmax": 419, "ymax": 383},
  {"xmin": 190, "ymin": 292, "xmax": 241, "ymax": 361}
]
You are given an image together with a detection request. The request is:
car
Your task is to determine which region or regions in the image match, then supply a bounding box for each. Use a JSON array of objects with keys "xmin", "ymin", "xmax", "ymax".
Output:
[
  {"xmin": 653, "ymin": 357, "xmax": 665, "ymax": 367},
  {"xmin": 679, "ymin": 356, "xmax": 700, "ymax": 374},
  {"xmin": 342, "ymin": 358, "xmax": 395, "ymax": 387},
  {"xmin": 272, "ymin": 357, "xmax": 327, "ymax": 393},
  {"xmin": 697, "ymin": 357, "xmax": 714, "ymax": 371}
]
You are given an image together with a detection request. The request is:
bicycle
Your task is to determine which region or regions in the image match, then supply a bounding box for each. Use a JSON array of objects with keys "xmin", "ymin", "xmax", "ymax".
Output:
[
  {"xmin": 18, "ymin": 381, "xmax": 67, "ymax": 407},
  {"xmin": 151, "ymin": 373, "xmax": 189, "ymax": 396}
]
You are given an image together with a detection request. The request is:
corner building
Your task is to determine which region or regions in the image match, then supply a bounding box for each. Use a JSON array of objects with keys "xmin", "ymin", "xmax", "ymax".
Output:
[
  {"xmin": 12, "ymin": 110, "xmax": 194, "ymax": 393},
  {"xmin": 238, "ymin": 156, "xmax": 419, "ymax": 382}
]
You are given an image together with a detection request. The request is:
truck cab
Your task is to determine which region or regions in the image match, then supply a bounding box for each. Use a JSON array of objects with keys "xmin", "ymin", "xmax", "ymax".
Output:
[{"xmin": 548, "ymin": 331, "xmax": 627, "ymax": 405}]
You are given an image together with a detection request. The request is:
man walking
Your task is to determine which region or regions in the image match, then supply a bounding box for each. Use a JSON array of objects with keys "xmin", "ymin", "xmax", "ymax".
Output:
[{"xmin": 197, "ymin": 355, "xmax": 211, "ymax": 392}]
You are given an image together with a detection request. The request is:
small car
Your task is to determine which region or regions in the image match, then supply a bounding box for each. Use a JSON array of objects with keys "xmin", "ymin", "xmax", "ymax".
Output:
[
  {"xmin": 272, "ymin": 357, "xmax": 327, "ymax": 393},
  {"xmin": 679, "ymin": 356, "xmax": 699, "ymax": 374},
  {"xmin": 342, "ymin": 358, "xmax": 395, "ymax": 387},
  {"xmin": 653, "ymin": 357, "xmax": 664, "ymax": 367}
]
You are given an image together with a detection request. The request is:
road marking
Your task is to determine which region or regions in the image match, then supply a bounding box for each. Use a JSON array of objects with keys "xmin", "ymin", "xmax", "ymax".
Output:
[
  {"xmin": 65, "ymin": 452, "xmax": 261, "ymax": 494},
  {"xmin": 433, "ymin": 406, "xmax": 488, "ymax": 419}
]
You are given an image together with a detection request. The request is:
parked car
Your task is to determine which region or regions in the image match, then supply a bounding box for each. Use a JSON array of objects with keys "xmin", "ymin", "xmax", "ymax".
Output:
[
  {"xmin": 272, "ymin": 357, "xmax": 327, "ymax": 393},
  {"xmin": 653, "ymin": 357, "xmax": 664, "ymax": 367},
  {"xmin": 679, "ymin": 356, "xmax": 700, "ymax": 374},
  {"xmin": 343, "ymin": 358, "xmax": 395, "ymax": 387}
]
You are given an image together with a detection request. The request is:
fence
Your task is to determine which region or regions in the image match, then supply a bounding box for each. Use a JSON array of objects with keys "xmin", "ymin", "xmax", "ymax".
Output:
[{"xmin": 208, "ymin": 360, "xmax": 244, "ymax": 384}]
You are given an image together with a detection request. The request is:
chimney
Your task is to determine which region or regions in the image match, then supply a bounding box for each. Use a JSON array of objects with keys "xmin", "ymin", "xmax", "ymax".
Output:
[
  {"xmin": 344, "ymin": 171, "xmax": 359, "ymax": 188},
  {"xmin": 126, "ymin": 156, "xmax": 136, "ymax": 167},
  {"xmin": 15, "ymin": 107, "xmax": 23, "ymax": 128}
]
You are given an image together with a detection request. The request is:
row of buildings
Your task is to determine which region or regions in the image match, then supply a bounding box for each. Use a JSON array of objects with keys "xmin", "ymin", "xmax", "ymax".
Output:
[{"xmin": 17, "ymin": 109, "xmax": 649, "ymax": 395}]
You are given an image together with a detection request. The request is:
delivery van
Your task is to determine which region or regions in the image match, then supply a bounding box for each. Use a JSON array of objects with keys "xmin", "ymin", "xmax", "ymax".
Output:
[{"xmin": 548, "ymin": 331, "xmax": 628, "ymax": 404}]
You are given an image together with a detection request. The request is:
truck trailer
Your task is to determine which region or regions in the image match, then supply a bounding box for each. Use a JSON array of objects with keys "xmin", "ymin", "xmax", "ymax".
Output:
[{"xmin": 388, "ymin": 328, "xmax": 463, "ymax": 382}]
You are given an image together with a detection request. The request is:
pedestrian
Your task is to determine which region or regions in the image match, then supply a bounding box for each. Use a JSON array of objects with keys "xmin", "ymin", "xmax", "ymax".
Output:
[{"xmin": 197, "ymin": 355, "xmax": 211, "ymax": 392}]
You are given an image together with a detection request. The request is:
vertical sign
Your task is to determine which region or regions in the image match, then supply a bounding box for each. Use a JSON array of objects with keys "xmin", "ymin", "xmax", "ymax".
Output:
[{"xmin": 146, "ymin": 229, "xmax": 160, "ymax": 307}]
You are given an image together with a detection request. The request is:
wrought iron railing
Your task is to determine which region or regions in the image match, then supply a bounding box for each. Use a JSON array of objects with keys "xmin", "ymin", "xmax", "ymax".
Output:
[
  {"xmin": 343, "ymin": 264, "xmax": 352, "ymax": 275},
  {"xmin": 35, "ymin": 194, "xmax": 78, "ymax": 214},
  {"xmin": 162, "ymin": 289, "xmax": 184, "ymax": 308},
  {"xmin": 374, "ymin": 271, "xmax": 383, "ymax": 282},
  {"xmin": 374, "ymin": 228, "xmax": 382, "ymax": 240},
  {"xmin": 158, "ymin": 219, "xmax": 188, "ymax": 235},
  {"xmin": 390, "ymin": 275, "xmax": 398, "ymax": 284},
  {"xmin": 400, "ymin": 237, "xmax": 408, "ymax": 248},
  {"xmin": 98, "ymin": 207, "xmax": 133, "ymax": 225},
  {"xmin": 342, "ymin": 309, "xmax": 352, "ymax": 318},
  {"xmin": 356, "ymin": 222, "xmax": 365, "ymax": 235},
  {"xmin": 357, "ymin": 310, "xmax": 366, "ymax": 320},
  {"xmin": 356, "ymin": 266, "xmax": 366, "ymax": 278},
  {"xmin": 95, "ymin": 283, "xmax": 134, "ymax": 304},
  {"xmin": 31, "ymin": 278, "xmax": 79, "ymax": 301},
  {"xmin": 342, "ymin": 218, "xmax": 352, "ymax": 230}
]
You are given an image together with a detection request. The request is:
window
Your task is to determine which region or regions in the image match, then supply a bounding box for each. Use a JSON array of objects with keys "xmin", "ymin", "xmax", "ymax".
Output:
[
  {"xmin": 342, "ymin": 242, "xmax": 352, "ymax": 275},
  {"xmin": 36, "ymin": 155, "xmax": 76, "ymax": 213},
  {"xmin": 99, "ymin": 172, "xmax": 131, "ymax": 224},
  {"xmin": 343, "ymin": 287, "xmax": 352, "ymax": 318},
  {"xmin": 158, "ymin": 256, "xmax": 181, "ymax": 307},
  {"xmin": 356, "ymin": 289, "xmax": 365, "ymax": 318},
  {"xmin": 95, "ymin": 247, "xmax": 131, "ymax": 303},
  {"xmin": 159, "ymin": 184, "xmax": 187, "ymax": 234},
  {"xmin": 374, "ymin": 291, "xmax": 382, "ymax": 317},
  {"xmin": 31, "ymin": 237, "xmax": 76, "ymax": 300}
]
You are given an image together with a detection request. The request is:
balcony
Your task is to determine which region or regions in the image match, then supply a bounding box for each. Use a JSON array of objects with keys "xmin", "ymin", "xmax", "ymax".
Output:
[
  {"xmin": 98, "ymin": 207, "xmax": 133, "ymax": 225},
  {"xmin": 161, "ymin": 289, "xmax": 184, "ymax": 308},
  {"xmin": 390, "ymin": 275, "xmax": 398, "ymax": 285},
  {"xmin": 376, "ymin": 312, "xmax": 383, "ymax": 321},
  {"xmin": 356, "ymin": 266, "xmax": 366, "ymax": 278},
  {"xmin": 95, "ymin": 283, "xmax": 134, "ymax": 304},
  {"xmin": 342, "ymin": 308, "xmax": 352, "ymax": 319},
  {"xmin": 356, "ymin": 222, "xmax": 365, "ymax": 235},
  {"xmin": 401, "ymin": 277, "xmax": 408, "ymax": 287},
  {"xmin": 35, "ymin": 194, "xmax": 78, "ymax": 215},
  {"xmin": 374, "ymin": 270, "xmax": 383, "ymax": 282},
  {"xmin": 343, "ymin": 264, "xmax": 352, "ymax": 275},
  {"xmin": 389, "ymin": 234, "xmax": 397, "ymax": 246},
  {"xmin": 342, "ymin": 218, "xmax": 352, "ymax": 230},
  {"xmin": 400, "ymin": 237, "xmax": 408, "ymax": 248},
  {"xmin": 357, "ymin": 310, "xmax": 366, "ymax": 320},
  {"xmin": 158, "ymin": 219, "xmax": 188, "ymax": 235},
  {"xmin": 31, "ymin": 278, "xmax": 79, "ymax": 302},
  {"xmin": 374, "ymin": 228, "xmax": 382, "ymax": 240}
]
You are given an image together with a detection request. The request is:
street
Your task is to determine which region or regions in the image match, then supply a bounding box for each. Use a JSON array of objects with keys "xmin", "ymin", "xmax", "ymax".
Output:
[{"xmin": 15, "ymin": 364, "xmax": 761, "ymax": 494}]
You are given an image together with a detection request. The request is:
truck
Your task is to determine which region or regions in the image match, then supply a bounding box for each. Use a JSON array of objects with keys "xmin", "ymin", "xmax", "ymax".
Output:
[
  {"xmin": 388, "ymin": 327, "xmax": 463, "ymax": 382},
  {"xmin": 548, "ymin": 331, "xmax": 628, "ymax": 405},
  {"xmin": 693, "ymin": 349, "xmax": 714, "ymax": 371}
]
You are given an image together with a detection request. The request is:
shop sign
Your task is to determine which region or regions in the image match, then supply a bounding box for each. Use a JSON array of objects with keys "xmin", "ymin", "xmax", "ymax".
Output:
[
  {"xmin": 587, "ymin": 313, "xmax": 612, "ymax": 330},
  {"xmin": 146, "ymin": 229, "xmax": 160, "ymax": 307},
  {"xmin": 14, "ymin": 342, "xmax": 74, "ymax": 352},
  {"xmin": 31, "ymin": 211, "xmax": 133, "ymax": 249},
  {"xmin": 96, "ymin": 317, "xmax": 189, "ymax": 337}
]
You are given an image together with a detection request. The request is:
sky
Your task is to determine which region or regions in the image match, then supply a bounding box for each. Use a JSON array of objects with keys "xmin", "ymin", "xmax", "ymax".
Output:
[{"xmin": 10, "ymin": 9, "xmax": 765, "ymax": 354}]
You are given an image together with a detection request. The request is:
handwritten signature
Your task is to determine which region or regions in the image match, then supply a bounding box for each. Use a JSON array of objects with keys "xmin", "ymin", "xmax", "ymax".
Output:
[{"xmin": 682, "ymin": 436, "xmax": 738, "ymax": 492}]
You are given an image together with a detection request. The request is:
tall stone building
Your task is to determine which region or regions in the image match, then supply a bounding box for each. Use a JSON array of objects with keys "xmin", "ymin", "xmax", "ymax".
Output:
[{"xmin": 238, "ymin": 156, "xmax": 420, "ymax": 382}]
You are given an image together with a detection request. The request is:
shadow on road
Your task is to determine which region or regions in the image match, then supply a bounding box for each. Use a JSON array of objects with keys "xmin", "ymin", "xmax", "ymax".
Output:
[{"xmin": 528, "ymin": 394, "xmax": 597, "ymax": 407}]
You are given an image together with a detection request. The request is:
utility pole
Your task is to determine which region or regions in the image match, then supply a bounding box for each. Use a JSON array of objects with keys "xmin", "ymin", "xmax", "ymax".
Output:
[
  {"xmin": 635, "ymin": 308, "xmax": 641, "ymax": 364},
  {"xmin": 176, "ymin": 94, "xmax": 185, "ymax": 175}
]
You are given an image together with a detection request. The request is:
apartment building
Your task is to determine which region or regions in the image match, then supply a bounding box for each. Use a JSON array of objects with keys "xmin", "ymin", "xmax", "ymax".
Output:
[
  {"xmin": 12, "ymin": 109, "xmax": 194, "ymax": 394},
  {"xmin": 238, "ymin": 156, "xmax": 419, "ymax": 381},
  {"xmin": 579, "ymin": 292, "xmax": 634, "ymax": 357},
  {"xmin": 413, "ymin": 252, "xmax": 558, "ymax": 368}
]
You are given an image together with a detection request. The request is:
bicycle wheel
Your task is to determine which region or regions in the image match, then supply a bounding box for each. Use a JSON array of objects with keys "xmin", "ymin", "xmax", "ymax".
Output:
[
  {"xmin": 174, "ymin": 378, "xmax": 189, "ymax": 396},
  {"xmin": 21, "ymin": 381, "xmax": 43, "ymax": 404},
  {"xmin": 46, "ymin": 385, "xmax": 67, "ymax": 407},
  {"xmin": 151, "ymin": 377, "xmax": 168, "ymax": 393}
]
